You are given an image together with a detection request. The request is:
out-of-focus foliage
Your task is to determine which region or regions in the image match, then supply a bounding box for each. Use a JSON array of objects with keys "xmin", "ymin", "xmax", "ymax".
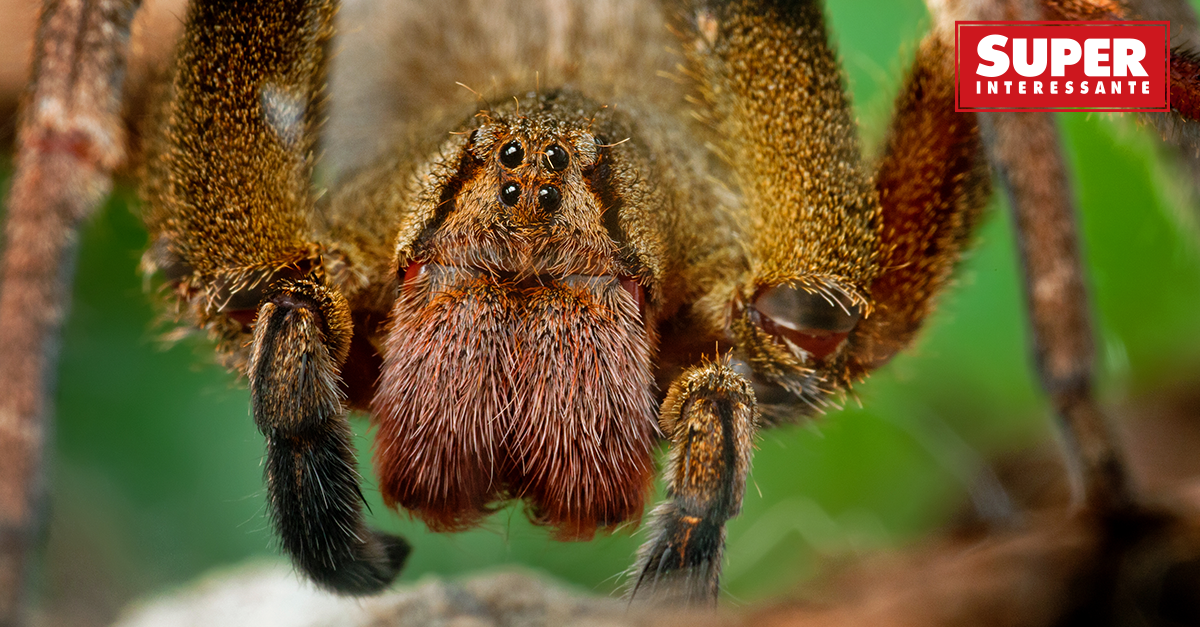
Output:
[{"xmin": 3, "ymin": 0, "xmax": 1200, "ymax": 620}]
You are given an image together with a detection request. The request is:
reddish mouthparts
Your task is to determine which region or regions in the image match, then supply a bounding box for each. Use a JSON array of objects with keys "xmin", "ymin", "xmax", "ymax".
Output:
[
  {"xmin": 619, "ymin": 277, "xmax": 645, "ymax": 315},
  {"xmin": 375, "ymin": 259, "xmax": 659, "ymax": 539},
  {"xmin": 402, "ymin": 260, "xmax": 426, "ymax": 286}
]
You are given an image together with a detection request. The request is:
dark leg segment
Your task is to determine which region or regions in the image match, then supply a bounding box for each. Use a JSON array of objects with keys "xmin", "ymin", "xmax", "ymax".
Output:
[
  {"xmin": 250, "ymin": 278, "xmax": 408, "ymax": 594},
  {"xmin": 980, "ymin": 111, "xmax": 1131, "ymax": 512},
  {"xmin": 631, "ymin": 360, "xmax": 757, "ymax": 606},
  {"xmin": 932, "ymin": 0, "xmax": 1134, "ymax": 516},
  {"xmin": 0, "ymin": 1, "xmax": 140, "ymax": 625},
  {"xmin": 138, "ymin": 0, "xmax": 410, "ymax": 595}
]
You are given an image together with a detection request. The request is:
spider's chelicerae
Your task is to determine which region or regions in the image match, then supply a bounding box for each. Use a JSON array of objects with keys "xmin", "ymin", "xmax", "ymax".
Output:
[{"xmin": 5, "ymin": 0, "xmax": 1200, "ymax": 621}]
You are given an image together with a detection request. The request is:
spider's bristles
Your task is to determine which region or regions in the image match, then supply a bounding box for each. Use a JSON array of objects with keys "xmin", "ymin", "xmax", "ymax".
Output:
[
  {"xmin": 371, "ymin": 273, "xmax": 518, "ymax": 531},
  {"xmin": 504, "ymin": 283, "xmax": 659, "ymax": 538},
  {"xmin": 250, "ymin": 279, "xmax": 408, "ymax": 594},
  {"xmin": 627, "ymin": 361, "xmax": 757, "ymax": 604},
  {"xmin": 372, "ymin": 263, "xmax": 658, "ymax": 537}
]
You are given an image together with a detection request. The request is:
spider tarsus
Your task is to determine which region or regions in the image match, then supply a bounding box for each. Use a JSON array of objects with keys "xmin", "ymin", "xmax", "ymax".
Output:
[
  {"xmin": 630, "ymin": 503, "xmax": 724, "ymax": 606},
  {"xmin": 310, "ymin": 528, "xmax": 411, "ymax": 595},
  {"xmin": 263, "ymin": 422, "xmax": 409, "ymax": 594}
]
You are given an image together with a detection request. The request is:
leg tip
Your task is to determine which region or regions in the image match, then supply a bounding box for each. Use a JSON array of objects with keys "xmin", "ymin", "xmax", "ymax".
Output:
[
  {"xmin": 303, "ymin": 528, "xmax": 410, "ymax": 596},
  {"xmin": 629, "ymin": 505, "xmax": 723, "ymax": 606},
  {"xmin": 376, "ymin": 529, "xmax": 412, "ymax": 580}
]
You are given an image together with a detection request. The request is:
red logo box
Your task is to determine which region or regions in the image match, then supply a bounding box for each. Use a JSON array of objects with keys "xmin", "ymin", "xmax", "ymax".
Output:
[{"xmin": 955, "ymin": 21, "xmax": 1170, "ymax": 112}]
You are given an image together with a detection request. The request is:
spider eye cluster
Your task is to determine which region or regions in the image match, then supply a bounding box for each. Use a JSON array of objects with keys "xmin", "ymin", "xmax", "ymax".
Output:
[
  {"xmin": 494, "ymin": 138, "xmax": 572, "ymax": 214},
  {"xmin": 752, "ymin": 285, "xmax": 862, "ymax": 361}
]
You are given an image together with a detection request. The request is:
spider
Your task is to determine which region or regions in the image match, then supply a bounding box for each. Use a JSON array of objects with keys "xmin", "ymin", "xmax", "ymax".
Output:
[{"xmin": 4, "ymin": 0, "xmax": 1200, "ymax": 622}]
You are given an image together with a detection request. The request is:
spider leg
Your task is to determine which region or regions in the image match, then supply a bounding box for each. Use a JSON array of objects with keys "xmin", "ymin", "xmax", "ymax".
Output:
[
  {"xmin": 951, "ymin": 0, "xmax": 1200, "ymax": 145},
  {"xmin": 668, "ymin": 0, "xmax": 879, "ymax": 408},
  {"xmin": 981, "ymin": 110, "xmax": 1133, "ymax": 511},
  {"xmin": 684, "ymin": 0, "xmax": 879, "ymax": 294},
  {"xmin": 630, "ymin": 360, "xmax": 757, "ymax": 606},
  {"xmin": 928, "ymin": 0, "xmax": 1133, "ymax": 510},
  {"xmin": 847, "ymin": 34, "xmax": 990, "ymax": 373},
  {"xmin": 1013, "ymin": 0, "xmax": 1135, "ymax": 511},
  {"xmin": 1126, "ymin": 0, "xmax": 1200, "ymax": 209},
  {"xmin": 0, "ymin": 1, "xmax": 140, "ymax": 624},
  {"xmin": 1038, "ymin": 0, "xmax": 1200, "ymax": 132},
  {"xmin": 140, "ymin": 0, "xmax": 406, "ymax": 593},
  {"xmin": 636, "ymin": 0, "xmax": 878, "ymax": 600},
  {"xmin": 640, "ymin": 1, "xmax": 989, "ymax": 603}
]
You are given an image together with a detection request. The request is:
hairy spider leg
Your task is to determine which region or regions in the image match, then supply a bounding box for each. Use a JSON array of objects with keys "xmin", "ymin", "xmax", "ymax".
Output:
[
  {"xmin": 631, "ymin": 0, "xmax": 884, "ymax": 601},
  {"xmin": 676, "ymin": 0, "xmax": 882, "ymax": 408},
  {"xmin": 140, "ymin": 0, "xmax": 406, "ymax": 593},
  {"xmin": 251, "ymin": 278, "xmax": 409, "ymax": 593},
  {"xmin": 851, "ymin": 34, "xmax": 990, "ymax": 375},
  {"xmin": 0, "ymin": 1, "xmax": 141, "ymax": 624},
  {"xmin": 925, "ymin": 0, "xmax": 1200, "ymax": 514},
  {"xmin": 967, "ymin": 0, "xmax": 1132, "ymax": 511},
  {"xmin": 629, "ymin": 0, "xmax": 992, "ymax": 603},
  {"xmin": 631, "ymin": 360, "xmax": 757, "ymax": 605}
]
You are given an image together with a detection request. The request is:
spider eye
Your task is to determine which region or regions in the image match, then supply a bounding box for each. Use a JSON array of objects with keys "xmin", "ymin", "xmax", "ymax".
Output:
[
  {"xmin": 752, "ymin": 285, "xmax": 862, "ymax": 361},
  {"xmin": 500, "ymin": 141, "xmax": 524, "ymax": 168},
  {"xmin": 537, "ymin": 185, "xmax": 561, "ymax": 211},
  {"xmin": 543, "ymin": 144, "xmax": 569, "ymax": 171},
  {"xmin": 500, "ymin": 181, "xmax": 522, "ymax": 206}
]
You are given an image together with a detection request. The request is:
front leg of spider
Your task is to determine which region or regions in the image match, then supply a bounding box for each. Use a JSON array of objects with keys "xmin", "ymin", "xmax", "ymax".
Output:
[
  {"xmin": 630, "ymin": 0, "xmax": 992, "ymax": 604},
  {"xmin": 633, "ymin": 0, "xmax": 881, "ymax": 602},
  {"xmin": 632, "ymin": 362, "xmax": 757, "ymax": 605},
  {"xmin": 141, "ymin": 0, "xmax": 406, "ymax": 593}
]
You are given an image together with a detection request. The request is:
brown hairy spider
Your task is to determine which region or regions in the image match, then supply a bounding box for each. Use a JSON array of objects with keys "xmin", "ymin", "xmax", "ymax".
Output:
[{"xmin": 5, "ymin": 0, "xmax": 1200, "ymax": 623}]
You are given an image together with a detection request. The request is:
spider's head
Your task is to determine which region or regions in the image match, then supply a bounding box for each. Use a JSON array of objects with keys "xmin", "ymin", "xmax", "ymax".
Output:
[
  {"xmin": 392, "ymin": 93, "xmax": 650, "ymax": 280},
  {"xmin": 370, "ymin": 91, "xmax": 661, "ymax": 539}
]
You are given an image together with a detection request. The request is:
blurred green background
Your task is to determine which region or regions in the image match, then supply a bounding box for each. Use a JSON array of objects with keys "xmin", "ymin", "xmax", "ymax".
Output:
[{"xmin": 4, "ymin": 0, "xmax": 1200, "ymax": 623}]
